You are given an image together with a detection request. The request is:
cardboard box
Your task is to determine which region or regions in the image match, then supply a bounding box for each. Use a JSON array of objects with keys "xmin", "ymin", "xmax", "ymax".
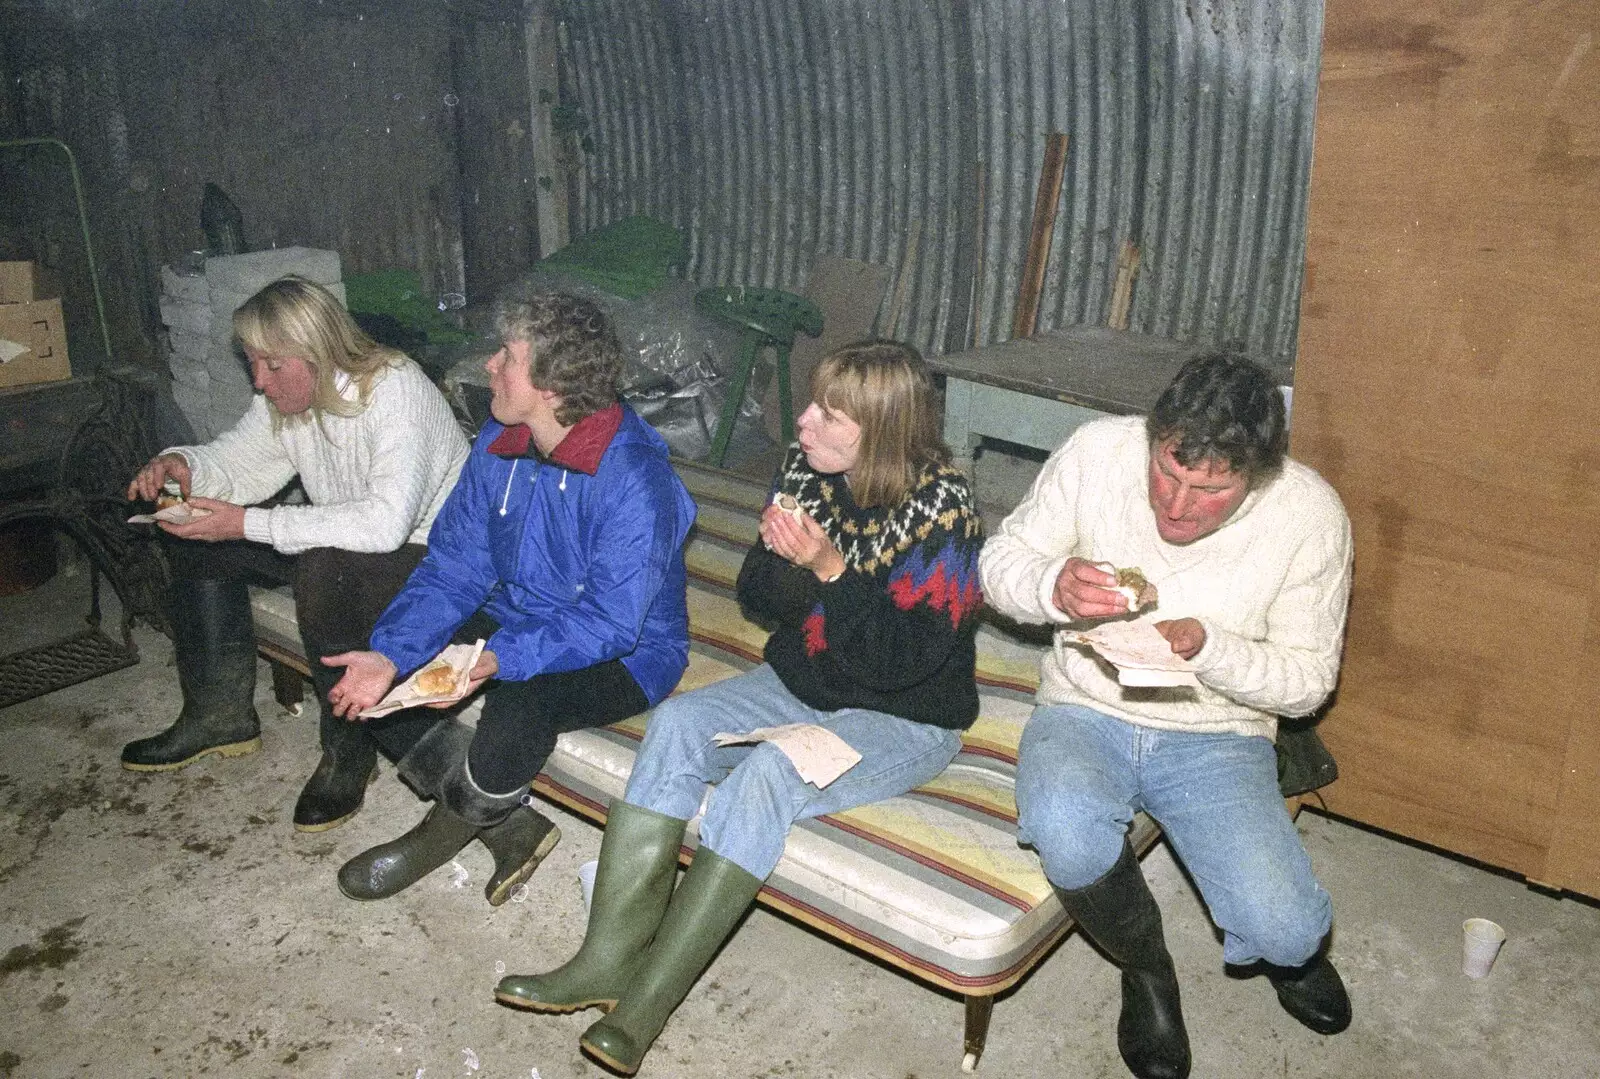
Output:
[
  {"xmin": 0, "ymin": 261, "xmax": 61, "ymax": 304},
  {"xmin": 0, "ymin": 298, "xmax": 71, "ymax": 389}
]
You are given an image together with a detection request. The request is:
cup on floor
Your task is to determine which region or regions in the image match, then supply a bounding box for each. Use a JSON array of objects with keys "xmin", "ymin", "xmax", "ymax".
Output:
[{"xmin": 1462, "ymin": 917, "xmax": 1505, "ymax": 978}]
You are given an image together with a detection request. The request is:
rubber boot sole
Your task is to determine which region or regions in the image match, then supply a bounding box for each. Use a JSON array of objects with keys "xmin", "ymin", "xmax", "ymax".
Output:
[
  {"xmin": 485, "ymin": 825, "xmax": 562, "ymax": 907},
  {"xmin": 292, "ymin": 764, "xmax": 381, "ymax": 834},
  {"xmin": 581, "ymin": 1039, "xmax": 641, "ymax": 1077},
  {"xmin": 121, "ymin": 735, "xmax": 262, "ymax": 773},
  {"xmin": 495, "ymin": 987, "xmax": 616, "ymax": 1015}
]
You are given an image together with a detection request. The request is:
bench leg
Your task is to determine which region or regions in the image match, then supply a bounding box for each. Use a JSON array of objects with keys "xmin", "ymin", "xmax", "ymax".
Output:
[
  {"xmin": 962, "ymin": 994, "xmax": 994, "ymax": 1072},
  {"xmin": 268, "ymin": 659, "xmax": 307, "ymax": 717}
]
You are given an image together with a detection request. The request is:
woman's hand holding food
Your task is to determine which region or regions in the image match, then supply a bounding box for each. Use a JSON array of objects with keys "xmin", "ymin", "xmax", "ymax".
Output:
[
  {"xmin": 322, "ymin": 650, "xmax": 399, "ymax": 719},
  {"xmin": 760, "ymin": 504, "xmax": 847, "ymax": 582},
  {"xmin": 127, "ymin": 453, "xmax": 192, "ymax": 502},
  {"xmin": 423, "ymin": 649, "xmax": 499, "ymax": 708},
  {"xmin": 159, "ymin": 497, "xmax": 246, "ymax": 541}
]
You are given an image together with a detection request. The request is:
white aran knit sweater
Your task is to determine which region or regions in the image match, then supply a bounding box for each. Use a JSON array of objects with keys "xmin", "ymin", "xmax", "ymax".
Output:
[
  {"xmin": 979, "ymin": 415, "xmax": 1352, "ymax": 740},
  {"xmin": 167, "ymin": 358, "xmax": 469, "ymax": 556}
]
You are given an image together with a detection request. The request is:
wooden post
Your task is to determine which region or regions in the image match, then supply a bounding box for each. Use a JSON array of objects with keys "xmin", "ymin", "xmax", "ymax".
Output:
[
  {"xmin": 524, "ymin": 0, "xmax": 569, "ymax": 257},
  {"xmin": 969, "ymin": 163, "xmax": 987, "ymax": 349},
  {"xmin": 884, "ymin": 218, "xmax": 924, "ymax": 339},
  {"xmin": 1011, "ymin": 132, "xmax": 1068, "ymax": 340}
]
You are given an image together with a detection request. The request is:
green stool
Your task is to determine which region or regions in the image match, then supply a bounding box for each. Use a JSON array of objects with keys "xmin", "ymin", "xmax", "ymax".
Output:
[{"xmin": 695, "ymin": 286, "xmax": 824, "ymax": 468}]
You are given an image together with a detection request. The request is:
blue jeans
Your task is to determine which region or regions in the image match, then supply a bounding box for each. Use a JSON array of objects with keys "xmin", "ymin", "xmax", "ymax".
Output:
[
  {"xmin": 624, "ymin": 664, "xmax": 964, "ymax": 880},
  {"xmin": 1016, "ymin": 703, "xmax": 1332, "ymax": 967}
]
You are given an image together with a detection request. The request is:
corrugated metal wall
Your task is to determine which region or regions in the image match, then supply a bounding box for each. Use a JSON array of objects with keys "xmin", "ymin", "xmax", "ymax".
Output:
[
  {"xmin": 562, "ymin": 0, "xmax": 1322, "ymax": 364},
  {"xmin": 0, "ymin": 0, "xmax": 533, "ymax": 370}
]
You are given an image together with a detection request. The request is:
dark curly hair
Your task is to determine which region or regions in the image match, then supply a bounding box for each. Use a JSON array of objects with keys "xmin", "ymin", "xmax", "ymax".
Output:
[
  {"xmin": 494, "ymin": 292, "xmax": 622, "ymax": 425},
  {"xmin": 1145, "ymin": 351, "xmax": 1286, "ymax": 478}
]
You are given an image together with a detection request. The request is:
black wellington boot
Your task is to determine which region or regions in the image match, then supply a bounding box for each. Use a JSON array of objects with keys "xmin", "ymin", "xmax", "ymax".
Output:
[
  {"xmin": 338, "ymin": 720, "xmax": 534, "ymax": 902},
  {"xmin": 337, "ymin": 803, "xmax": 480, "ymax": 900},
  {"xmin": 292, "ymin": 694, "xmax": 380, "ymax": 833},
  {"xmin": 477, "ymin": 797, "xmax": 562, "ymax": 907},
  {"xmin": 1054, "ymin": 842, "xmax": 1191, "ymax": 1079},
  {"xmin": 122, "ymin": 578, "xmax": 261, "ymax": 772},
  {"xmin": 1262, "ymin": 950, "xmax": 1351, "ymax": 1035}
]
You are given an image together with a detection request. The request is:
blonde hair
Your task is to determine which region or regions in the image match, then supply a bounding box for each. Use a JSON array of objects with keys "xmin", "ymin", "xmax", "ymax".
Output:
[
  {"xmin": 811, "ymin": 340, "xmax": 950, "ymax": 508},
  {"xmin": 232, "ymin": 275, "xmax": 402, "ymax": 422}
]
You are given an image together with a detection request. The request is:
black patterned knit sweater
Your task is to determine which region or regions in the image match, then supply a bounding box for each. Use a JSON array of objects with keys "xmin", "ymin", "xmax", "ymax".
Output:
[{"xmin": 734, "ymin": 446, "xmax": 985, "ymax": 730}]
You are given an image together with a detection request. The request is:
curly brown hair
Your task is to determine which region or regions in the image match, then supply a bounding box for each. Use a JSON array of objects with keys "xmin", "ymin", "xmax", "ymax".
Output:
[{"xmin": 493, "ymin": 292, "xmax": 622, "ymax": 426}]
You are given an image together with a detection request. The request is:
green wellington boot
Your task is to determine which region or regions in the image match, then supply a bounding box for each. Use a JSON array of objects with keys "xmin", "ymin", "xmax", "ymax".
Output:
[
  {"xmin": 579, "ymin": 846, "xmax": 763, "ymax": 1076},
  {"xmin": 496, "ymin": 801, "xmax": 688, "ymax": 1012}
]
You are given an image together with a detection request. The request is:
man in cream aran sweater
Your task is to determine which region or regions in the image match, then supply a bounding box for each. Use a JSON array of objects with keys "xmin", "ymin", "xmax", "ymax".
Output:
[
  {"xmin": 122, "ymin": 276, "xmax": 468, "ymax": 837},
  {"xmin": 979, "ymin": 353, "xmax": 1352, "ymax": 1079}
]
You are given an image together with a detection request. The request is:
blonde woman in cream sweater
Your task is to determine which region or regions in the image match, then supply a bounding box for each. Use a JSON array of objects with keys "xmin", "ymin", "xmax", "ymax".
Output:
[
  {"xmin": 122, "ymin": 276, "xmax": 467, "ymax": 837},
  {"xmin": 979, "ymin": 353, "xmax": 1352, "ymax": 1079}
]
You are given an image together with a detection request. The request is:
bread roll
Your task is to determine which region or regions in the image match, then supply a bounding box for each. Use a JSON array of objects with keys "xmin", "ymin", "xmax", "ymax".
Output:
[{"xmin": 414, "ymin": 663, "xmax": 458, "ymax": 696}]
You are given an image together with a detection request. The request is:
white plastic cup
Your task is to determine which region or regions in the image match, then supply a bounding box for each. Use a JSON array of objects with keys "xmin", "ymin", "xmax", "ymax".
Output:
[
  {"xmin": 1462, "ymin": 917, "xmax": 1506, "ymax": 978},
  {"xmin": 578, "ymin": 859, "xmax": 599, "ymax": 914}
]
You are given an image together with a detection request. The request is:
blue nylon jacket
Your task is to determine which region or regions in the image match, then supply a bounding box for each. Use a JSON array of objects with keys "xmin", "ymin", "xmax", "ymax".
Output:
[{"xmin": 369, "ymin": 404, "xmax": 695, "ymax": 703}]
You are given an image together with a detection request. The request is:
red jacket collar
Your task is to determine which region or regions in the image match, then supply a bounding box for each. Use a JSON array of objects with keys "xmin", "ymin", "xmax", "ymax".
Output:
[{"xmin": 484, "ymin": 402, "xmax": 624, "ymax": 476}]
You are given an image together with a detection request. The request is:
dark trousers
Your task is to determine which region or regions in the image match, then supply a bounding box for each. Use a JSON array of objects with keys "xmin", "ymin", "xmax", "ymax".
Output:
[
  {"xmin": 368, "ymin": 609, "xmax": 651, "ymax": 796},
  {"xmin": 164, "ymin": 537, "xmax": 428, "ymax": 733}
]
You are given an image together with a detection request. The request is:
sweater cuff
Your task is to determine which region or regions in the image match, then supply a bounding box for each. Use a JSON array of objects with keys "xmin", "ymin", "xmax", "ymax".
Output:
[
  {"xmin": 161, "ymin": 447, "xmax": 207, "ymax": 497},
  {"xmin": 242, "ymin": 506, "xmax": 276, "ymax": 547},
  {"xmin": 1036, "ymin": 557, "xmax": 1076, "ymax": 624},
  {"xmin": 1188, "ymin": 617, "xmax": 1231, "ymax": 675}
]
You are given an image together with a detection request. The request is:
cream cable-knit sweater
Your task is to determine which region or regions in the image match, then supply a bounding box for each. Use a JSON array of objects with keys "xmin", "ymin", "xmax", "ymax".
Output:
[
  {"xmin": 979, "ymin": 415, "xmax": 1352, "ymax": 740},
  {"xmin": 166, "ymin": 359, "xmax": 468, "ymax": 556}
]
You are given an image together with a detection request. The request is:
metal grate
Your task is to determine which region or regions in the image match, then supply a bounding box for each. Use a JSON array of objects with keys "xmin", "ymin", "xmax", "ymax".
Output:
[{"xmin": 0, "ymin": 627, "xmax": 139, "ymax": 710}]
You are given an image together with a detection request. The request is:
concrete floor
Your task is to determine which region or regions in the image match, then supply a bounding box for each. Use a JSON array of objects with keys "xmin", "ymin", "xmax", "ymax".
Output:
[{"xmin": 4, "ymin": 491, "xmax": 1600, "ymax": 1078}]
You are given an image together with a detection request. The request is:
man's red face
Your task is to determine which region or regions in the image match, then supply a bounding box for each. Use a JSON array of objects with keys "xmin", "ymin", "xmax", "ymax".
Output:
[{"xmin": 1146, "ymin": 439, "xmax": 1251, "ymax": 544}]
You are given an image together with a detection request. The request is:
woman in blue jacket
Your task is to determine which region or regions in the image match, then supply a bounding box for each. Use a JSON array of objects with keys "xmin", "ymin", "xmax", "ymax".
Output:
[
  {"xmin": 324, "ymin": 292, "xmax": 695, "ymax": 907},
  {"xmin": 496, "ymin": 340, "xmax": 984, "ymax": 1074}
]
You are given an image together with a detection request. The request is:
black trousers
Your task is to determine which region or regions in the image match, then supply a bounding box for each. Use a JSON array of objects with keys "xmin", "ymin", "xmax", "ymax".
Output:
[
  {"xmin": 367, "ymin": 609, "xmax": 651, "ymax": 796},
  {"xmin": 164, "ymin": 537, "xmax": 428, "ymax": 725}
]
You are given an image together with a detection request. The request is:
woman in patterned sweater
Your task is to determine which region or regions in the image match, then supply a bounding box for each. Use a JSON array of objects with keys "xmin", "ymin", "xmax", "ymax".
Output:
[{"xmin": 496, "ymin": 340, "xmax": 984, "ymax": 1075}]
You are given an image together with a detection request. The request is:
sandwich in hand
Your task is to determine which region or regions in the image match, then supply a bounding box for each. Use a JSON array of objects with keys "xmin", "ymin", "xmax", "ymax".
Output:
[
  {"xmin": 773, "ymin": 492, "xmax": 804, "ymax": 520},
  {"xmin": 1105, "ymin": 565, "xmax": 1158, "ymax": 612}
]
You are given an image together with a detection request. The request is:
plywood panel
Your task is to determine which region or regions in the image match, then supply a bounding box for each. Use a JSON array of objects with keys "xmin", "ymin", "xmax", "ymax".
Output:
[{"xmin": 1294, "ymin": 2, "xmax": 1600, "ymax": 894}]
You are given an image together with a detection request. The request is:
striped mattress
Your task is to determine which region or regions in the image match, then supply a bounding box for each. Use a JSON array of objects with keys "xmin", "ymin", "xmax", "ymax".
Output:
[
  {"xmin": 532, "ymin": 462, "xmax": 1157, "ymax": 996},
  {"xmin": 249, "ymin": 461, "xmax": 1157, "ymax": 997}
]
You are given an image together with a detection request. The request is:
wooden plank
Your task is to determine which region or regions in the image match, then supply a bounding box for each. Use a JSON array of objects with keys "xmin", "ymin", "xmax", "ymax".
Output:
[
  {"xmin": 1294, "ymin": 1, "xmax": 1600, "ymax": 895},
  {"xmin": 523, "ymin": 0, "xmax": 568, "ymax": 257},
  {"xmin": 1011, "ymin": 133, "xmax": 1068, "ymax": 340},
  {"xmin": 768, "ymin": 255, "xmax": 890, "ymax": 428},
  {"xmin": 1106, "ymin": 240, "xmax": 1140, "ymax": 331}
]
